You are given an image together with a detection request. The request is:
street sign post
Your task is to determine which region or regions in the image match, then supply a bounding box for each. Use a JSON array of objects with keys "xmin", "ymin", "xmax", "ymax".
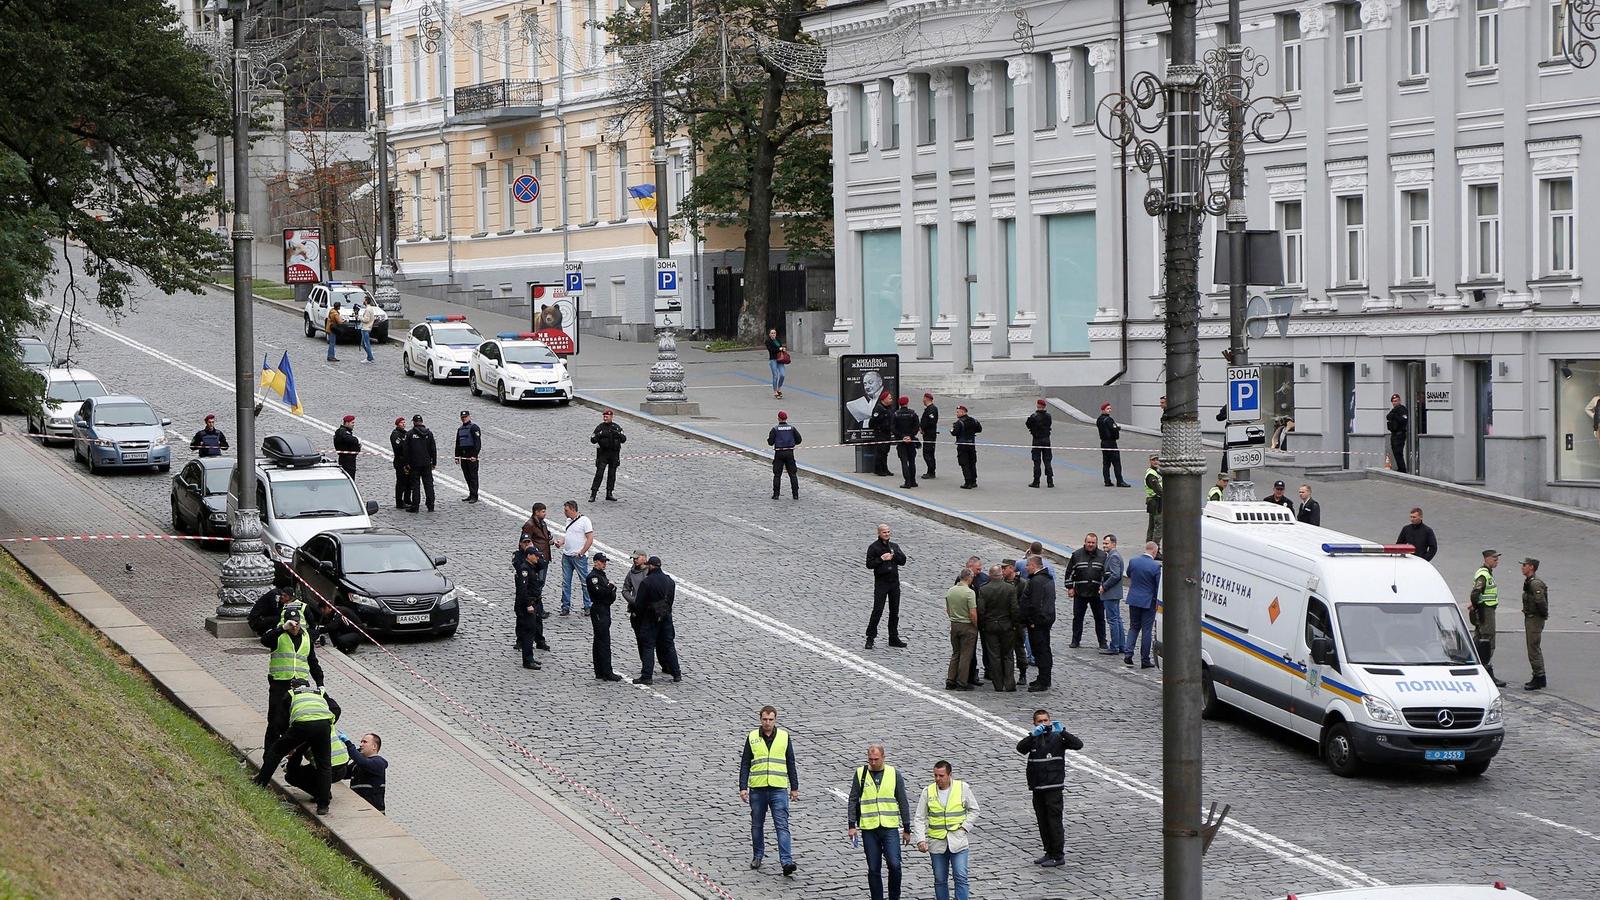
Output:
[
  {"xmin": 655, "ymin": 259, "xmax": 679, "ymax": 297},
  {"xmin": 511, "ymin": 174, "xmax": 540, "ymax": 204},
  {"xmin": 565, "ymin": 262, "xmax": 584, "ymax": 296},
  {"xmin": 1226, "ymin": 447, "xmax": 1266, "ymax": 469},
  {"xmin": 1227, "ymin": 365, "xmax": 1262, "ymax": 417}
]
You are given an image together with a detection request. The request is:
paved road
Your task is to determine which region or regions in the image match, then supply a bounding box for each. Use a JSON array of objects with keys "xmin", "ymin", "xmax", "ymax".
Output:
[{"xmin": 10, "ymin": 256, "xmax": 1600, "ymax": 899}]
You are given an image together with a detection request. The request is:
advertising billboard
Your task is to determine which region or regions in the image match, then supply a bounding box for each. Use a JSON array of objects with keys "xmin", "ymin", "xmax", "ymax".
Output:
[
  {"xmin": 838, "ymin": 353, "xmax": 899, "ymax": 445},
  {"xmin": 282, "ymin": 228, "xmax": 322, "ymax": 284}
]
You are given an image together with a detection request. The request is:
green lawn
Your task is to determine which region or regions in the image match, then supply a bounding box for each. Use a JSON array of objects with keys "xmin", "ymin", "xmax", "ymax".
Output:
[
  {"xmin": 248, "ymin": 278, "xmax": 299, "ymax": 303},
  {"xmin": 0, "ymin": 555, "xmax": 390, "ymax": 899}
]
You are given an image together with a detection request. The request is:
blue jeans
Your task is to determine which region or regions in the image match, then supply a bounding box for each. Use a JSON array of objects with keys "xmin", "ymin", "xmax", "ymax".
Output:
[
  {"xmin": 930, "ymin": 847, "xmax": 969, "ymax": 900},
  {"xmin": 1103, "ymin": 597, "xmax": 1127, "ymax": 654},
  {"xmin": 1128, "ymin": 604, "xmax": 1156, "ymax": 663},
  {"xmin": 769, "ymin": 359, "xmax": 786, "ymax": 392},
  {"xmin": 326, "ymin": 326, "xmax": 338, "ymax": 359},
  {"xmin": 560, "ymin": 554, "xmax": 590, "ymax": 613},
  {"xmin": 359, "ymin": 328, "xmax": 373, "ymax": 361},
  {"xmin": 862, "ymin": 827, "xmax": 903, "ymax": 900},
  {"xmin": 1023, "ymin": 630, "xmax": 1036, "ymax": 666},
  {"xmin": 748, "ymin": 787, "xmax": 793, "ymax": 865}
]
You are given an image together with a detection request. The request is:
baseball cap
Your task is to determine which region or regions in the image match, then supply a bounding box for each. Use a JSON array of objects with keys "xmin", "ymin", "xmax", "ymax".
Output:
[
  {"xmin": 592, "ymin": 552, "xmax": 608, "ymax": 562},
  {"xmin": 412, "ymin": 414, "xmax": 424, "ymax": 423},
  {"xmin": 1273, "ymin": 480, "xmax": 1286, "ymax": 489},
  {"xmin": 777, "ymin": 411, "xmax": 788, "ymax": 421},
  {"xmin": 460, "ymin": 410, "xmax": 470, "ymax": 417},
  {"xmin": 647, "ymin": 555, "xmax": 662, "ymax": 567},
  {"xmin": 898, "ymin": 396, "xmax": 909, "ymax": 406},
  {"xmin": 1483, "ymin": 549, "xmax": 1501, "ymax": 559},
  {"xmin": 342, "ymin": 415, "xmax": 355, "ymax": 424}
]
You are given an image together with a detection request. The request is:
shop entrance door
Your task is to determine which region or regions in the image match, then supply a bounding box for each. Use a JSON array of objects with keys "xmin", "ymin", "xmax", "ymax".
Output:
[
  {"xmin": 1401, "ymin": 360, "xmax": 1426, "ymax": 475},
  {"xmin": 1333, "ymin": 363, "xmax": 1356, "ymax": 468},
  {"xmin": 1470, "ymin": 359, "xmax": 1493, "ymax": 482}
]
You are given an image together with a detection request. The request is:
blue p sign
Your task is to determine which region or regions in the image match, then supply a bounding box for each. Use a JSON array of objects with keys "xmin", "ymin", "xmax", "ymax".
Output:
[
  {"xmin": 1228, "ymin": 365, "xmax": 1261, "ymax": 416},
  {"xmin": 655, "ymin": 260, "xmax": 679, "ymax": 297},
  {"xmin": 564, "ymin": 263, "xmax": 583, "ymax": 296}
]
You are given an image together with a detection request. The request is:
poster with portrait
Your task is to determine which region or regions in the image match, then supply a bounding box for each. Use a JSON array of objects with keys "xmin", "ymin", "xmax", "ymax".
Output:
[
  {"xmin": 839, "ymin": 354, "xmax": 899, "ymax": 445},
  {"xmin": 528, "ymin": 282, "xmax": 580, "ymax": 356},
  {"xmin": 282, "ymin": 228, "xmax": 322, "ymax": 284}
]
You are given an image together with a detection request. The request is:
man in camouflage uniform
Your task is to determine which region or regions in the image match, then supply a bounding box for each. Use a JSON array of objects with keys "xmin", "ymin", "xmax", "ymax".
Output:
[{"xmin": 1520, "ymin": 558, "xmax": 1549, "ymax": 691}]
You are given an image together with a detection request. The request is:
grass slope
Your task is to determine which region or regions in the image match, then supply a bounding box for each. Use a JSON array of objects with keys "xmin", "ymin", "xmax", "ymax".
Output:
[{"xmin": 0, "ymin": 555, "xmax": 389, "ymax": 899}]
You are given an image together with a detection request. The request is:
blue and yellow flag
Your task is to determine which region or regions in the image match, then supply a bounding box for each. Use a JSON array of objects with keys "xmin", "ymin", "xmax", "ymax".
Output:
[
  {"xmin": 628, "ymin": 183, "xmax": 657, "ymax": 215},
  {"xmin": 260, "ymin": 351, "xmax": 303, "ymax": 415}
]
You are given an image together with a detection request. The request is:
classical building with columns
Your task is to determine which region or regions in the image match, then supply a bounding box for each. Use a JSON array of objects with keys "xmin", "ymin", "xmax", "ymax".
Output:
[{"xmin": 807, "ymin": 0, "xmax": 1600, "ymax": 508}]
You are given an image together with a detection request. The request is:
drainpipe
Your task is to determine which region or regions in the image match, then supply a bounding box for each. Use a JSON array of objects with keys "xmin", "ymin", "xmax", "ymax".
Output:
[
  {"xmin": 1104, "ymin": 0, "xmax": 1131, "ymax": 387},
  {"xmin": 439, "ymin": 125, "xmax": 454, "ymax": 283}
]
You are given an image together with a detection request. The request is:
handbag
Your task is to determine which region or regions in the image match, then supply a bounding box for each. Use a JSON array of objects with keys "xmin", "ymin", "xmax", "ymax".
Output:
[{"xmin": 776, "ymin": 349, "xmax": 791, "ymax": 365}]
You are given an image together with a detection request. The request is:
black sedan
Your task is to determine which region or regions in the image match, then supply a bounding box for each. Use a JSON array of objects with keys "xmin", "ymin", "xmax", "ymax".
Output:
[
  {"xmin": 171, "ymin": 456, "xmax": 234, "ymax": 540},
  {"xmin": 290, "ymin": 528, "xmax": 458, "ymax": 639}
]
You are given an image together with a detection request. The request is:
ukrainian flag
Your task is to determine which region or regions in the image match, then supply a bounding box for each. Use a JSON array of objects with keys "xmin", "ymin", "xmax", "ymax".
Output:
[
  {"xmin": 260, "ymin": 351, "xmax": 303, "ymax": 415},
  {"xmin": 628, "ymin": 183, "xmax": 657, "ymax": 215}
]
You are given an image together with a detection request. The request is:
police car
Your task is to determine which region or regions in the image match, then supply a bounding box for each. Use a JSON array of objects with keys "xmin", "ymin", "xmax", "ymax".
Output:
[
  {"xmin": 469, "ymin": 332, "xmax": 574, "ymax": 405},
  {"xmin": 402, "ymin": 314, "xmax": 484, "ymax": 383},
  {"xmin": 303, "ymin": 281, "xmax": 390, "ymax": 344}
]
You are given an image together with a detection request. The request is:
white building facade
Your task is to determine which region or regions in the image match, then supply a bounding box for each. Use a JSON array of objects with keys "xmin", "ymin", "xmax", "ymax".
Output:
[{"xmin": 809, "ymin": 0, "xmax": 1600, "ymax": 508}]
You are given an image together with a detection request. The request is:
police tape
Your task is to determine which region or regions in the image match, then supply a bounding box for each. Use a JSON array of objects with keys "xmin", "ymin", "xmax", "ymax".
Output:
[{"xmin": 0, "ymin": 532, "xmax": 232, "ymax": 544}]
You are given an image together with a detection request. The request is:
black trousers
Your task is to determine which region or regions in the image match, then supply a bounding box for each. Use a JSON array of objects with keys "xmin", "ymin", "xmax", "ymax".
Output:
[
  {"xmin": 772, "ymin": 451, "xmax": 798, "ymax": 497},
  {"xmin": 867, "ymin": 580, "xmax": 901, "ymax": 642},
  {"xmin": 982, "ymin": 628, "xmax": 1016, "ymax": 690},
  {"xmin": 591, "ymin": 453, "xmax": 619, "ymax": 497},
  {"xmin": 1072, "ymin": 594, "xmax": 1106, "ymax": 646},
  {"xmin": 636, "ymin": 616, "xmax": 681, "ymax": 679},
  {"xmin": 1027, "ymin": 624, "xmax": 1053, "ymax": 686},
  {"xmin": 1102, "ymin": 448, "xmax": 1125, "ymax": 485},
  {"xmin": 956, "ymin": 444, "xmax": 978, "ymax": 486},
  {"xmin": 339, "ymin": 457, "xmax": 356, "ymax": 479},
  {"xmin": 288, "ymin": 757, "xmax": 348, "ymax": 794},
  {"xmin": 591, "ymin": 602, "xmax": 616, "ymax": 678},
  {"xmin": 265, "ymin": 678, "xmax": 292, "ymax": 748},
  {"xmin": 1390, "ymin": 433, "xmax": 1408, "ymax": 473},
  {"xmin": 393, "ymin": 464, "xmax": 412, "ymax": 508},
  {"xmin": 459, "ymin": 457, "xmax": 480, "ymax": 498},
  {"xmin": 1032, "ymin": 788, "xmax": 1065, "ymax": 859},
  {"xmin": 1031, "ymin": 447, "xmax": 1054, "ymax": 485},
  {"xmin": 921, "ymin": 437, "xmax": 936, "ymax": 476},
  {"xmin": 258, "ymin": 719, "xmax": 332, "ymax": 805},
  {"xmin": 515, "ymin": 600, "xmax": 545, "ymax": 663},
  {"xmin": 873, "ymin": 442, "xmax": 892, "ymax": 475},
  {"xmin": 897, "ymin": 442, "xmax": 919, "ymax": 486},
  {"xmin": 407, "ymin": 466, "xmax": 435, "ymax": 510}
]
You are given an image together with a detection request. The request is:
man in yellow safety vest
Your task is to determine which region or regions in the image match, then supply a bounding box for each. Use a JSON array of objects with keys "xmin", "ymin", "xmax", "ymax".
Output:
[
  {"xmin": 912, "ymin": 760, "xmax": 982, "ymax": 900},
  {"xmin": 1469, "ymin": 549, "xmax": 1507, "ymax": 687},
  {"xmin": 254, "ymin": 679, "xmax": 341, "ymax": 815},
  {"xmin": 738, "ymin": 705, "xmax": 799, "ymax": 876},
  {"xmin": 847, "ymin": 743, "xmax": 910, "ymax": 900},
  {"xmin": 259, "ymin": 606, "xmax": 324, "ymax": 749}
]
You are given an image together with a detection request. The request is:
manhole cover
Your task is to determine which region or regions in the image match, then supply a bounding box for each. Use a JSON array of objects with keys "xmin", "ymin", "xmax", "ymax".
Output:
[{"xmin": 224, "ymin": 647, "xmax": 270, "ymax": 656}]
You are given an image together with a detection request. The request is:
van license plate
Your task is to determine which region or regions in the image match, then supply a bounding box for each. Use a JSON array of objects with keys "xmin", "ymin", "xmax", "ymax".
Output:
[
  {"xmin": 395, "ymin": 613, "xmax": 430, "ymax": 625},
  {"xmin": 1424, "ymin": 749, "xmax": 1466, "ymax": 762}
]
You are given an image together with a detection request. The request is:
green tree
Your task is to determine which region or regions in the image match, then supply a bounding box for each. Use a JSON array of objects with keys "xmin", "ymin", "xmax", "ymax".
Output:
[
  {"xmin": 0, "ymin": 0, "xmax": 227, "ymax": 407},
  {"xmin": 605, "ymin": 0, "xmax": 831, "ymax": 341}
]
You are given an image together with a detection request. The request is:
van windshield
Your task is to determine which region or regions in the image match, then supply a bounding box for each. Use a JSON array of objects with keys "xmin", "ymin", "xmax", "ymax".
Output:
[{"xmin": 1335, "ymin": 603, "xmax": 1477, "ymax": 666}]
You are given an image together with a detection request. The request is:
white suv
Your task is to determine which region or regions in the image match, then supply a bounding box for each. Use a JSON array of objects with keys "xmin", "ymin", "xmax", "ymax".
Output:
[
  {"xmin": 304, "ymin": 282, "xmax": 390, "ymax": 344},
  {"xmin": 254, "ymin": 434, "xmax": 379, "ymax": 564}
]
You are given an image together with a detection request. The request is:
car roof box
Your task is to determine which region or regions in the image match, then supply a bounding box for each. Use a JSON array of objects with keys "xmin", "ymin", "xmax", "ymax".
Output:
[{"xmin": 261, "ymin": 434, "xmax": 325, "ymax": 467}]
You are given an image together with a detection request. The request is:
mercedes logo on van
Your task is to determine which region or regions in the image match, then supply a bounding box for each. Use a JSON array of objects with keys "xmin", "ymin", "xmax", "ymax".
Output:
[{"xmin": 1437, "ymin": 709, "xmax": 1455, "ymax": 728}]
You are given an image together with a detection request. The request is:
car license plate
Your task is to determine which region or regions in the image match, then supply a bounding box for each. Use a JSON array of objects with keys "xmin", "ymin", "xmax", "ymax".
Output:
[
  {"xmin": 395, "ymin": 613, "xmax": 430, "ymax": 625},
  {"xmin": 1424, "ymin": 749, "xmax": 1466, "ymax": 762},
  {"xmin": 534, "ymin": 386, "xmax": 556, "ymax": 394},
  {"xmin": 123, "ymin": 453, "xmax": 147, "ymax": 463}
]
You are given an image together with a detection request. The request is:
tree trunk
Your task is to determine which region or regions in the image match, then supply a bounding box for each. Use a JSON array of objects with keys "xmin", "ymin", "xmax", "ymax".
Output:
[{"xmin": 736, "ymin": 71, "xmax": 787, "ymax": 343}]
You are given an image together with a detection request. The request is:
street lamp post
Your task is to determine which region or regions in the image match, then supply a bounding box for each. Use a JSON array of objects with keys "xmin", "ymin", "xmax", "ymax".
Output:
[
  {"xmin": 1222, "ymin": 0, "xmax": 1253, "ymax": 502},
  {"xmin": 362, "ymin": 0, "xmax": 400, "ymax": 313},
  {"xmin": 209, "ymin": 0, "xmax": 275, "ymax": 634}
]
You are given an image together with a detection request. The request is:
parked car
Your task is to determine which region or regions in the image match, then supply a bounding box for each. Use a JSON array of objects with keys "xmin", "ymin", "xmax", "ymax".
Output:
[
  {"xmin": 28, "ymin": 367, "xmax": 106, "ymax": 444},
  {"xmin": 69, "ymin": 394, "xmax": 173, "ymax": 473},
  {"xmin": 16, "ymin": 336, "xmax": 52, "ymax": 373},
  {"xmin": 303, "ymin": 281, "xmax": 390, "ymax": 344},
  {"xmin": 290, "ymin": 528, "xmax": 458, "ymax": 639},
  {"xmin": 171, "ymin": 456, "xmax": 235, "ymax": 538},
  {"xmin": 402, "ymin": 314, "xmax": 484, "ymax": 383},
  {"xmin": 256, "ymin": 434, "xmax": 379, "ymax": 564},
  {"xmin": 470, "ymin": 332, "xmax": 574, "ymax": 404}
]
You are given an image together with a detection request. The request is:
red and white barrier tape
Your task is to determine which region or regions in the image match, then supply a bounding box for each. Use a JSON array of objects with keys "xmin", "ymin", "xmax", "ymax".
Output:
[{"xmin": 0, "ymin": 532, "xmax": 232, "ymax": 544}]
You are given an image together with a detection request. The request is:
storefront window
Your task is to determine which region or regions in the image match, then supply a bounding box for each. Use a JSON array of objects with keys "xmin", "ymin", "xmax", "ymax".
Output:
[
  {"xmin": 1556, "ymin": 360, "xmax": 1600, "ymax": 482},
  {"xmin": 1261, "ymin": 362, "xmax": 1296, "ymax": 450}
]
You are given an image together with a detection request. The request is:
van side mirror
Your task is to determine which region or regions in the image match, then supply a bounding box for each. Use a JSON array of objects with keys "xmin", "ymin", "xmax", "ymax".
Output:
[{"xmin": 1310, "ymin": 636, "xmax": 1333, "ymax": 665}]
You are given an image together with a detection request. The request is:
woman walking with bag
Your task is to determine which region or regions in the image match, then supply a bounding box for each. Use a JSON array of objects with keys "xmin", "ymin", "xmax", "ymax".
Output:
[{"xmin": 766, "ymin": 329, "xmax": 790, "ymax": 399}]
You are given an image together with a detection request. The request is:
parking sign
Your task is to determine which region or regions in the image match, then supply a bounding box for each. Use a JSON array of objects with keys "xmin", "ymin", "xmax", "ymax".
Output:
[
  {"xmin": 656, "ymin": 259, "xmax": 679, "ymax": 297},
  {"xmin": 1227, "ymin": 365, "xmax": 1262, "ymax": 417},
  {"xmin": 565, "ymin": 262, "xmax": 583, "ymax": 296}
]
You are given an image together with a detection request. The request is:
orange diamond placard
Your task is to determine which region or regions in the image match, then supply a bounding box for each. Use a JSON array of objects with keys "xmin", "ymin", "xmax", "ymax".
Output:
[{"xmin": 1268, "ymin": 596, "xmax": 1281, "ymax": 623}]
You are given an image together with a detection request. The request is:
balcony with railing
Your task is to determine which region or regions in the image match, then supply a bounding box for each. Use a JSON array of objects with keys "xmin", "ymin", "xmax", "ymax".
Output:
[{"xmin": 450, "ymin": 80, "xmax": 545, "ymax": 125}]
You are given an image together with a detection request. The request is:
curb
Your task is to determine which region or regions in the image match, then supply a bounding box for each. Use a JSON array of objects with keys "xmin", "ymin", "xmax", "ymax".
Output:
[{"xmin": 1365, "ymin": 467, "xmax": 1600, "ymax": 527}]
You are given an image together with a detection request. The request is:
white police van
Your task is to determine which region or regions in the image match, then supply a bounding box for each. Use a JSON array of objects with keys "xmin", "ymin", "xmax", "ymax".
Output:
[{"xmin": 1195, "ymin": 502, "xmax": 1505, "ymax": 777}]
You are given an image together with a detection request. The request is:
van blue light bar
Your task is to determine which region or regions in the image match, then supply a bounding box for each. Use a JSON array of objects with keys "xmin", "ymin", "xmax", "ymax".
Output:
[{"xmin": 1321, "ymin": 543, "xmax": 1415, "ymax": 555}]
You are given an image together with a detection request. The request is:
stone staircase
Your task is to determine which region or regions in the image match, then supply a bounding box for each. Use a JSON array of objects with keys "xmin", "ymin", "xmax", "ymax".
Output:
[{"xmin": 895, "ymin": 368, "xmax": 1042, "ymax": 400}]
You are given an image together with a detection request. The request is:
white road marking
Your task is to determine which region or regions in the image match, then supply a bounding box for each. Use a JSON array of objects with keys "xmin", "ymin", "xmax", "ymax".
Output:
[
  {"xmin": 826, "ymin": 787, "xmax": 848, "ymax": 801},
  {"xmin": 47, "ymin": 302, "xmax": 1385, "ymax": 891},
  {"xmin": 632, "ymin": 681, "xmax": 677, "ymax": 704},
  {"xmin": 1512, "ymin": 811, "xmax": 1600, "ymax": 843},
  {"xmin": 455, "ymin": 585, "xmax": 496, "ymax": 609},
  {"xmin": 970, "ymin": 509, "xmax": 1148, "ymax": 515}
]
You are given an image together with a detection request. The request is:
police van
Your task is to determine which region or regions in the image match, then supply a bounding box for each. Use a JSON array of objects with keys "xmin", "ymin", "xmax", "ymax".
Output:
[{"xmin": 1194, "ymin": 502, "xmax": 1505, "ymax": 777}]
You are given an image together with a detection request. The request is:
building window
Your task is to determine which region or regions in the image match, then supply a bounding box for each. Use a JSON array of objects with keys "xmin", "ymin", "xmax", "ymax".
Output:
[
  {"xmin": 503, "ymin": 162, "xmax": 517, "ymax": 229},
  {"xmin": 532, "ymin": 157, "xmax": 544, "ymax": 227},
  {"xmin": 471, "ymin": 23, "xmax": 484, "ymax": 83},
  {"xmin": 1554, "ymin": 359, "xmax": 1600, "ymax": 482},
  {"xmin": 852, "ymin": 84, "xmax": 868, "ymax": 152},
  {"xmin": 1277, "ymin": 199, "xmax": 1304, "ymax": 286},
  {"xmin": 474, "ymin": 164, "xmax": 488, "ymax": 232},
  {"xmin": 500, "ymin": 20, "xmax": 513, "ymax": 80},
  {"xmin": 586, "ymin": 0, "xmax": 601, "ymax": 68},
  {"xmin": 917, "ymin": 74, "xmax": 936, "ymax": 145},
  {"xmin": 883, "ymin": 79, "xmax": 900, "ymax": 149},
  {"xmin": 527, "ymin": 13, "xmax": 541, "ymax": 80},
  {"xmin": 1341, "ymin": 4, "xmax": 1363, "ymax": 87},
  {"xmin": 958, "ymin": 68, "xmax": 975, "ymax": 140},
  {"xmin": 613, "ymin": 142, "xmax": 628, "ymax": 219},
  {"xmin": 1001, "ymin": 65, "xmax": 1016, "ymax": 136},
  {"xmin": 1337, "ymin": 194, "xmax": 1365, "ymax": 285},
  {"xmin": 670, "ymin": 151, "xmax": 690, "ymax": 207},
  {"xmin": 409, "ymin": 37, "xmax": 421, "ymax": 103},
  {"xmin": 383, "ymin": 44, "xmax": 395, "ymax": 108},
  {"xmin": 1401, "ymin": 189, "xmax": 1431, "ymax": 282},
  {"xmin": 861, "ymin": 229, "xmax": 904, "ymax": 354},
  {"xmin": 1282, "ymin": 15, "xmax": 1303, "ymax": 95},
  {"xmin": 1003, "ymin": 218, "xmax": 1018, "ymax": 321},
  {"xmin": 1475, "ymin": 0, "xmax": 1501, "ymax": 68},
  {"xmin": 1551, "ymin": 0, "xmax": 1571, "ymax": 59},
  {"xmin": 1407, "ymin": 0, "xmax": 1430, "ymax": 78},
  {"xmin": 1046, "ymin": 212, "xmax": 1098, "ymax": 352},
  {"xmin": 436, "ymin": 34, "xmax": 448, "ymax": 98},
  {"xmin": 584, "ymin": 148, "xmax": 597, "ymax": 220},
  {"xmin": 1545, "ymin": 177, "xmax": 1576, "ymax": 275},
  {"xmin": 1039, "ymin": 55, "xmax": 1058, "ymax": 128},
  {"xmin": 1469, "ymin": 183, "xmax": 1501, "ymax": 279},
  {"xmin": 924, "ymin": 224, "xmax": 939, "ymax": 324},
  {"xmin": 410, "ymin": 172, "xmax": 423, "ymax": 236},
  {"xmin": 962, "ymin": 221, "xmax": 977, "ymax": 322},
  {"xmin": 1074, "ymin": 47, "xmax": 1094, "ymax": 124},
  {"xmin": 434, "ymin": 169, "xmax": 448, "ymax": 235}
]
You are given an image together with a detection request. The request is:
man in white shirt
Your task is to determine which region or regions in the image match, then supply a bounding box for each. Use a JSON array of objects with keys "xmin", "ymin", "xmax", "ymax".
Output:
[
  {"xmin": 357, "ymin": 298, "xmax": 377, "ymax": 362},
  {"xmin": 911, "ymin": 760, "xmax": 980, "ymax": 900},
  {"xmin": 553, "ymin": 499, "xmax": 595, "ymax": 616}
]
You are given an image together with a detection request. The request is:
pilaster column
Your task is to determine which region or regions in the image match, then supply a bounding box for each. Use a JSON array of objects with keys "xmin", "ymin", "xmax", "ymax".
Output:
[
  {"xmin": 1296, "ymin": 3, "xmax": 1332, "ymax": 305},
  {"xmin": 931, "ymin": 67, "xmax": 966, "ymax": 370},
  {"xmin": 1428, "ymin": 0, "xmax": 1463, "ymax": 308},
  {"xmin": 969, "ymin": 63, "xmax": 998, "ymax": 363},
  {"xmin": 1000, "ymin": 55, "xmax": 1035, "ymax": 359},
  {"xmin": 1089, "ymin": 41, "xmax": 1122, "ymax": 354},
  {"xmin": 826, "ymin": 84, "xmax": 862, "ymax": 352},
  {"xmin": 891, "ymin": 74, "xmax": 927, "ymax": 357}
]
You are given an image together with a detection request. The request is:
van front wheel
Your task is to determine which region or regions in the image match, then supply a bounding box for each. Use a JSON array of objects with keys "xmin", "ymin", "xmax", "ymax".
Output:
[
  {"xmin": 1200, "ymin": 667, "xmax": 1223, "ymax": 720},
  {"xmin": 1322, "ymin": 722, "xmax": 1363, "ymax": 778}
]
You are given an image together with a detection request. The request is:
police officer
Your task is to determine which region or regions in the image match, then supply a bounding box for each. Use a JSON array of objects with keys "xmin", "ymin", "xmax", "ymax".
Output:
[
  {"xmin": 919, "ymin": 393, "xmax": 939, "ymax": 479},
  {"xmin": 1014, "ymin": 708, "xmax": 1084, "ymax": 869},
  {"xmin": 1097, "ymin": 402, "xmax": 1129, "ymax": 487},
  {"xmin": 189, "ymin": 414, "xmax": 229, "ymax": 457},
  {"xmin": 1520, "ymin": 557, "xmax": 1548, "ymax": 691},
  {"xmin": 586, "ymin": 553, "xmax": 623, "ymax": 682},
  {"xmin": 455, "ymin": 410, "xmax": 482, "ymax": 502},
  {"xmin": 1144, "ymin": 454, "xmax": 1163, "ymax": 543},
  {"xmin": 869, "ymin": 391, "xmax": 895, "ymax": 476},
  {"xmin": 254, "ymin": 679, "xmax": 339, "ymax": 815},
  {"xmin": 388, "ymin": 417, "xmax": 411, "ymax": 509},
  {"xmin": 1265, "ymin": 479, "xmax": 1296, "ymax": 510},
  {"xmin": 1207, "ymin": 473, "xmax": 1230, "ymax": 502},
  {"xmin": 589, "ymin": 409, "xmax": 626, "ymax": 503},
  {"xmin": 333, "ymin": 415, "xmax": 360, "ymax": 478},
  {"xmin": 248, "ymin": 565, "xmax": 298, "ymax": 636},
  {"xmin": 513, "ymin": 536, "xmax": 546, "ymax": 670},
  {"xmin": 1025, "ymin": 399, "xmax": 1054, "ymax": 489},
  {"xmin": 892, "ymin": 396, "xmax": 921, "ymax": 489},
  {"xmin": 767, "ymin": 411, "xmax": 802, "ymax": 500},
  {"xmin": 1386, "ymin": 393, "xmax": 1411, "ymax": 473},
  {"xmin": 950, "ymin": 405, "xmax": 983, "ymax": 490},
  {"xmin": 286, "ymin": 723, "xmax": 353, "ymax": 801},
  {"xmin": 1470, "ymin": 549, "xmax": 1506, "ymax": 687},
  {"xmin": 404, "ymin": 414, "xmax": 437, "ymax": 512},
  {"xmin": 633, "ymin": 556, "xmax": 683, "ymax": 683},
  {"xmin": 260, "ymin": 608, "xmax": 323, "ymax": 749}
]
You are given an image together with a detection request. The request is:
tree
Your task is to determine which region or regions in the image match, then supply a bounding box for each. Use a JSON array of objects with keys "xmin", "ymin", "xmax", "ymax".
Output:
[
  {"xmin": 604, "ymin": 0, "xmax": 832, "ymax": 341},
  {"xmin": 0, "ymin": 0, "xmax": 226, "ymax": 407}
]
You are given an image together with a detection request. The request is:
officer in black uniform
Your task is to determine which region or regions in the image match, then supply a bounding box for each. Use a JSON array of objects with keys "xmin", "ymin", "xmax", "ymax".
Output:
[
  {"xmin": 512, "ymin": 536, "xmax": 545, "ymax": 670},
  {"xmin": 1025, "ymin": 399, "xmax": 1054, "ymax": 489},
  {"xmin": 590, "ymin": 409, "xmax": 627, "ymax": 503},
  {"xmin": 190, "ymin": 414, "xmax": 230, "ymax": 457},
  {"xmin": 333, "ymin": 415, "xmax": 360, "ymax": 478},
  {"xmin": 868, "ymin": 392, "xmax": 895, "ymax": 476},
  {"xmin": 891, "ymin": 396, "xmax": 921, "ymax": 489},
  {"xmin": 1386, "ymin": 393, "xmax": 1410, "ymax": 473},
  {"xmin": 951, "ymin": 405, "xmax": 984, "ymax": 489},
  {"xmin": 767, "ymin": 411, "xmax": 802, "ymax": 499},
  {"xmin": 919, "ymin": 393, "xmax": 939, "ymax": 479},
  {"xmin": 455, "ymin": 410, "xmax": 482, "ymax": 503},
  {"xmin": 586, "ymin": 553, "xmax": 623, "ymax": 681},
  {"xmin": 404, "ymin": 414, "xmax": 437, "ymax": 512},
  {"xmin": 388, "ymin": 417, "xmax": 411, "ymax": 509}
]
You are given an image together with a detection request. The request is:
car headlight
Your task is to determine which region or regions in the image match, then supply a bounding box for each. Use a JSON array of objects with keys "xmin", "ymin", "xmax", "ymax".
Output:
[
  {"xmin": 1362, "ymin": 694, "xmax": 1400, "ymax": 724},
  {"xmin": 209, "ymin": 511, "xmax": 228, "ymax": 521},
  {"xmin": 50, "ymin": 416, "xmax": 71, "ymax": 426},
  {"xmin": 1484, "ymin": 696, "xmax": 1503, "ymax": 725},
  {"xmin": 347, "ymin": 592, "xmax": 379, "ymax": 609},
  {"xmin": 438, "ymin": 588, "xmax": 458, "ymax": 609},
  {"xmin": 154, "ymin": 435, "xmax": 168, "ymax": 447}
]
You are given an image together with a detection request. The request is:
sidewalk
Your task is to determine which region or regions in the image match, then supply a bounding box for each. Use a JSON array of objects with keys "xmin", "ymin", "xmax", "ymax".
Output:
[{"xmin": 0, "ymin": 431, "xmax": 706, "ymax": 900}]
